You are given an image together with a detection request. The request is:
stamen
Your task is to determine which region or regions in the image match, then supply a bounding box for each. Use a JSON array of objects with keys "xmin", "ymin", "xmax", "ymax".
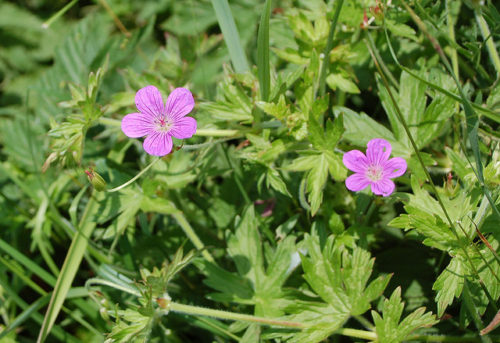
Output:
[{"xmin": 366, "ymin": 165, "xmax": 383, "ymax": 182}]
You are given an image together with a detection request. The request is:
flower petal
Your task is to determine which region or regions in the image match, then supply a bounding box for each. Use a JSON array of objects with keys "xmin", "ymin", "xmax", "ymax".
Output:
[
  {"xmin": 121, "ymin": 113, "xmax": 154, "ymax": 138},
  {"xmin": 143, "ymin": 132, "xmax": 173, "ymax": 156},
  {"xmin": 383, "ymin": 157, "xmax": 407, "ymax": 178},
  {"xmin": 345, "ymin": 173, "xmax": 370, "ymax": 192},
  {"xmin": 343, "ymin": 150, "xmax": 369, "ymax": 173},
  {"xmin": 171, "ymin": 116, "xmax": 197, "ymax": 139},
  {"xmin": 135, "ymin": 85, "xmax": 165, "ymax": 119},
  {"xmin": 165, "ymin": 88, "xmax": 194, "ymax": 119},
  {"xmin": 366, "ymin": 138, "xmax": 392, "ymax": 165},
  {"xmin": 371, "ymin": 179, "xmax": 395, "ymax": 197}
]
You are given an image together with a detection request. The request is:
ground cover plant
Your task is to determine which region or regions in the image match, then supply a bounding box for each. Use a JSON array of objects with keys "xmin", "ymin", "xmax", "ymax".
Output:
[{"xmin": 0, "ymin": 0, "xmax": 499, "ymax": 342}]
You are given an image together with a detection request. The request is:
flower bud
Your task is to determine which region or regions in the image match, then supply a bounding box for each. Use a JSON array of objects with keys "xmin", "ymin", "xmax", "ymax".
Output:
[
  {"xmin": 156, "ymin": 293, "xmax": 172, "ymax": 312},
  {"xmin": 85, "ymin": 168, "xmax": 107, "ymax": 192}
]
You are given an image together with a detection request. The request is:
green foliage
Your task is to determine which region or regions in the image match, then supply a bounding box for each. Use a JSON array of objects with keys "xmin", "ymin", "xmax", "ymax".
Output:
[
  {"xmin": 286, "ymin": 234, "xmax": 391, "ymax": 342},
  {"xmin": 371, "ymin": 287, "xmax": 437, "ymax": 343}
]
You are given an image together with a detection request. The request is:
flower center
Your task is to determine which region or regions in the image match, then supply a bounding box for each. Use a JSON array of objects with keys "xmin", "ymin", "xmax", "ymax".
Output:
[
  {"xmin": 366, "ymin": 164, "xmax": 383, "ymax": 182},
  {"xmin": 155, "ymin": 117, "xmax": 173, "ymax": 133}
]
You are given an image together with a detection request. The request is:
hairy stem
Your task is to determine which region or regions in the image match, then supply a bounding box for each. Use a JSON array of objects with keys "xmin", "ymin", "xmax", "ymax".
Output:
[{"xmin": 169, "ymin": 302, "xmax": 303, "ymax": 328}]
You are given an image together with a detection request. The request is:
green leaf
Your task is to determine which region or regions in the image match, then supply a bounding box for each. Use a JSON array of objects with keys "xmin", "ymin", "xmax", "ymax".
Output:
[
  {"xmin": 285, "ymin": 151, "xmax": 345, "ymax": 215},
  {"xmin": 289, "ymin": 234, "xmax": 389, "ymax": 343},
  {"xmin": 256, "ymin": 95, "xmax": 290, "ymax": 120},
  {"xmin": 266, "ymin": 168, "xmax": 291, "ymax": 197},
  {"xmin": 372, "ymin": 287, "xmax": 437, "ymax": 343},
  {"xmin": 433, "ymin": 257, "xmax": 466, "ymax": 317},
  {"xmin": 385, "ymin": 18, "xmax": 417, "ymax": 41},
  {"xmin": 306, "ymin": 154, "xmax": 329, "ymax": 216},
  {"xmin": 227, "ymin": 207, "xmax": 265, "ymax": 287},
  {"xmin": 334, "ymin": 106, "xmax": 408, "ymax": 157},
  {"xmin": 211, "ymin": 0, "xmax": 249, "ymax": 73},
  {"xmin": 326, "ymin": 73, "xmax": 360, "ymax": 94}
]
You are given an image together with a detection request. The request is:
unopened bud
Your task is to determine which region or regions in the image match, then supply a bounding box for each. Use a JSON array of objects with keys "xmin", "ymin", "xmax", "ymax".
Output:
[
  {"xmin": 85, "ymin": 168, "xmax": 107, "ymax": 191},
  {"xmin": 99, "ymin": 307, "xmax": 110, "ymax": 321},
  {"xmin": 156, "ymin": 293, "xmax": 172, "ymax": 312}
]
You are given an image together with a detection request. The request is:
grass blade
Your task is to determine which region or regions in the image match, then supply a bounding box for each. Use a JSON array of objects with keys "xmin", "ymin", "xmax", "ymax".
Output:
[
  {"xmin": 318, "ymin": 0, "xmax": 344, "ymax": 97},
  {"xmin": 0, "ymin": 238, "xmax": 56, "ymax": 286},
  {"xmin": 211, "ymin": 0, "xmax": 249, "ymax": 73},
  {"xmin": 257, "ymin": 0, "xmax": 272, "ymax": 101},
  {"xmin": 0, "ymin": 279, "xmax": 81, "ymax": 343},
  {"xmin": 0, "ymin": 294, "xmax": 51, "ymax": 340},
  {"xmin": 37, "ymin": 192, "xmax": 100, "ymax": 343}
]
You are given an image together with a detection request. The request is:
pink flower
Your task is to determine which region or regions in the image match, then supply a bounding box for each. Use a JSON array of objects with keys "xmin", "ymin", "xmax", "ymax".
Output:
[
  {"xmin": 121, "ymin": 86, "xmax": 197, "ymax": 156},
  {"xmin": 342, "ymin": 138, "xmax": 407, "ymax": 197}
]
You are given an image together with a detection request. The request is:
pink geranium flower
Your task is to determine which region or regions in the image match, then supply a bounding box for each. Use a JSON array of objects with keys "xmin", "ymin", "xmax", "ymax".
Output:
[
  {"xmin": 342, "ymin": 138, "xmax": 407, "ymax": 197},
  {"xmin": 121, "ymin": 86, "xmax": 197, "ymax": 156}
]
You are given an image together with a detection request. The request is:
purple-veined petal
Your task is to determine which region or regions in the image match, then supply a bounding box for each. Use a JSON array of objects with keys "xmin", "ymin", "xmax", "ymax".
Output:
[
  {"xmin": 121, "ymin": 113, "xmax": 154, "ymax": 138},
  {"xmin": 165, "ymin": 88, "xmax": 194, "ymax": 120},
  {"xmin": 383, "ymin": 157, "xmax": 407, "ymax": 178},
  {"xmin": 143, "ymin": 132, "xmax": 173, "ymax": 156},
  {"xmin": 345, "ymin": 173, "xmax": 370, "ymax": 192},
  {"xmin": 371, "ymin": 179, "xmax": 395, "ymax": 197},
  {"xmin": 343, "ymin": 150, "xmax": 369, "ymax": 173},
  {"xmin": 366, "ymin": 138, "xmax": 391, "ymax": 165},
  {"xmin": 171, "ymin": 116, "xmax": 197, "ymax": 139},
  {"xmin": 135, "ymin": 85, "xmax": 165, "ymax": 119}
]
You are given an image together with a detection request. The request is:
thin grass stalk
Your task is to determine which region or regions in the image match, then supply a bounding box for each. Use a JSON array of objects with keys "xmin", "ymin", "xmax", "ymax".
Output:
[
  {"xmin": 257, "ymin": 0, "xmax": 272, "ymax": 102},
  {"xmin": 365, "ymin": 32, "xmax": 497, "ymax": 320},
  {"xmin": 317, "ymin": 0, "xmax": 344, "ymax": 98},
  {"xmin": 211, "ymin": 0, "xmax": 249, "ymax": 73}
]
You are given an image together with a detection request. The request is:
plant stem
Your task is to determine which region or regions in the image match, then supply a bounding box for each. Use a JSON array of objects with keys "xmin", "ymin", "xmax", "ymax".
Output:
[
  {"xmin": 196, "ymin": 129, "xmax": 239, "ymax": 137},
  {"xmin": 333, "ymin": 327, "xmax": 377, "ymax": 340},
  {"xmin": 171, "ymin": 211, "xmax": 214, "ymax": 263},
  {"xmin": 42, "ymin": 0, "xmax": 78, "ymax": 28},
  {"xmin": 107, "ymin": 158, "xmax": 160, "ymax": 192},
  {"xmin": 318, "ymin": 0, "xmax": 344, "ymax": 98},
  {"xmin": 169, "ymin": 302, "xmax": 303, "ymax": 328}
]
